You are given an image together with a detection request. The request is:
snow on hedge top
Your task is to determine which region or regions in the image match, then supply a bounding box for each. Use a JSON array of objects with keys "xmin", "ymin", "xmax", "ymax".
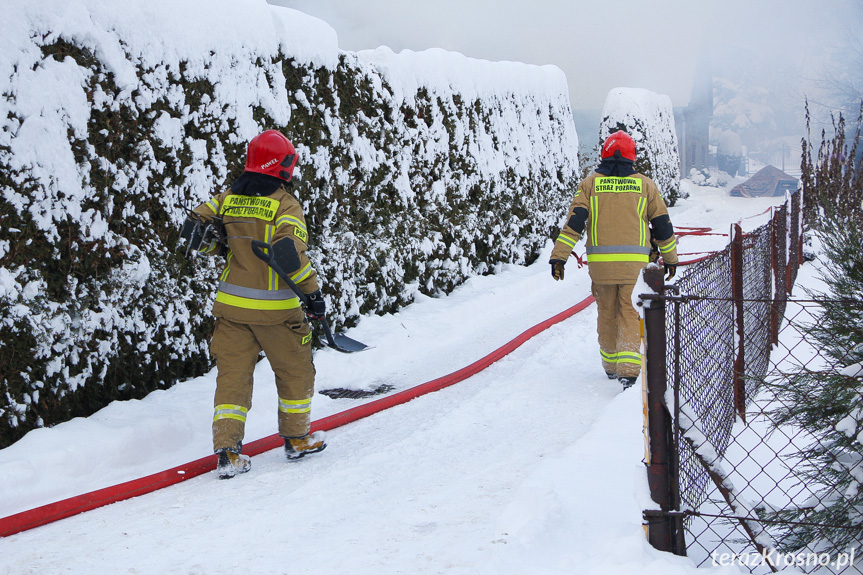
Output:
[
  {"xmin": 0, "ymin": 0, "xmax": 337, "ymax": 153},
  {"xmin": 2, "ymin": 0, "xmax": 566, "ymax": 114},
  {"xmin": 600, "ymin": 86, "xmax": 681, "ymax": 203},
  {"xmin": 601, "ymin": 87, "xmax": 676, "ymax": 139},
  {"xmin": 1, "ymin": 0, "xmax": 580, "ymax": 240},
  {"xmin": 358, "ymin": 46, "xmax": 571, "ymax": 104},
  {"xmin": 1, "ymin": 1, "xmax": 338, "ymax": 85},
  {"xmin": 270, "ymin": 5, "xmax": 339, "ymax": 68}
]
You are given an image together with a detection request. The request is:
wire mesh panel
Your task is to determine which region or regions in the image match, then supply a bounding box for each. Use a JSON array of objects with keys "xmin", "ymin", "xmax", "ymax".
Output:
[
  {"xmin": 677, "ymin": 300, "xmax": 863, "ymax": 574},
  {"xmin": 741, "ymin": 223, "xmax": 775, "ymax": 403},
  {"xmin": 668, "ymin": 251, "xmax": 735, "ymax": 515},
  {"xmin": 641, "ymin": 192, "xmax": 863, "ymax": 573}
]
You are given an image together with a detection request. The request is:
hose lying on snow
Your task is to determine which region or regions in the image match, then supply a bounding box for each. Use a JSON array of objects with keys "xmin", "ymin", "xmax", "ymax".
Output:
[{"xmin": 0, "ymin": 294, "xmax": 596, "ymax": 537}]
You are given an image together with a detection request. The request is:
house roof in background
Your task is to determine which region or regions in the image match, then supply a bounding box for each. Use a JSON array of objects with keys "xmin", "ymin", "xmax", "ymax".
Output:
[{"xmin": 730, "ymin": 165, "xmax": 798, "ymax": 197}]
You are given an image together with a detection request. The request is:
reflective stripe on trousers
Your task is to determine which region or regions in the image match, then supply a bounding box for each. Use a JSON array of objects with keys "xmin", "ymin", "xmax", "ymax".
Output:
[
  {"xmin": 600, "ymin": 349, "xmax": 642, "ymax": 366},
  {"xmin": 214, "ymin": 404, "xmax": 248, "ymax": 422},
  {"xmin": 279, "ymin": 397, "xmax": 312, "ymax": 414}
]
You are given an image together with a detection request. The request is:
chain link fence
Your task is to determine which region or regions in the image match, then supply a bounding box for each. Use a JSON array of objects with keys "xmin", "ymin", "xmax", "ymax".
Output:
[{"xmin": 641, "ymin": 191, "xmax": 863, "ymax": 573}]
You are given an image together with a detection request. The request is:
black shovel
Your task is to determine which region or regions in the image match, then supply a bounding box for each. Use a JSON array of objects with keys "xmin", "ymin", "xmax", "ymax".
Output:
[{"xmin": 250, "ymin": 239, "xmax": 370, "ymax": 353}]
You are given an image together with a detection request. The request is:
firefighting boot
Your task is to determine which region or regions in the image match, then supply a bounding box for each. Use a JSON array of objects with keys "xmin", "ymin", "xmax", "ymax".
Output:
[
  {"xmin": 216, "ymin": 449, "xmax": 251, "ymax": 479},
  {"xmin": 605, "ymin": 371, "xmax": 617, "ymax": 380},
  {"xmin": 283, "ymin": 431, "xmax": 327, "ymax": 460},
  {"xmin": 619, "ymin": 376, "xmax": 638, "ymax": 390}
]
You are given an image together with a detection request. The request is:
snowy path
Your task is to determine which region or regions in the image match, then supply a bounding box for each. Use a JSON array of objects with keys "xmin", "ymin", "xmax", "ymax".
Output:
[
  {"xmin": 0, "ymin": 240, "xmax": 616, "ymax": 574},
  {"xmin": 2, "ymin": 296, "xmax": 619, "ymax": 574},
  {"xmin": 0, "ymin": 246, "xmax": 598, "ymax": 519}
]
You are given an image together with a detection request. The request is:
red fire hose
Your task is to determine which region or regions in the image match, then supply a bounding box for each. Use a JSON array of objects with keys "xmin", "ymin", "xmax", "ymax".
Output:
[{"xmin": 0, "ymin": 295, "xmax": 596, "ymax": 538}]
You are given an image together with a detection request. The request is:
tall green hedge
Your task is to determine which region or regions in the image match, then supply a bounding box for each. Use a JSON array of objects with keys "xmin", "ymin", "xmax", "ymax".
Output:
[{"xmin": 0, "ymin": 37, "xmax": 578, "ymax": 447}]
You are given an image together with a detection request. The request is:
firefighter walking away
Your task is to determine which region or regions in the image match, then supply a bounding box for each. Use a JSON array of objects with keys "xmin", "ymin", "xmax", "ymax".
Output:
[
  {"xmin": 549, "ymin": 130, "xmax": 678, "ymax": 389},
  {"xmin": 181, "ymin": 130, "xmax": 327, "ymax": 479}
]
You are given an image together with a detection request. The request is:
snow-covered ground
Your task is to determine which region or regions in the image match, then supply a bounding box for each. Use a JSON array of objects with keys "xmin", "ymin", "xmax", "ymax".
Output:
[{"xmin": 0, "ymin": 181, "xmax": 794, "ymax": 574}]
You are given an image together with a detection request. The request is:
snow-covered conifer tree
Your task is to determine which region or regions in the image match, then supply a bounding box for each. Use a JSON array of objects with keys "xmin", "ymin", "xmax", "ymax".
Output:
[{"xmin": 766, "ymin": 112, "xmax": 863, "ymax": 554}]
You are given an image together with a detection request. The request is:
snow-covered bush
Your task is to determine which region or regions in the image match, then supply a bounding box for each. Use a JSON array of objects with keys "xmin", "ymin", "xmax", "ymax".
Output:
[
  {"xmin": 0, "ymin": 1, "xmax": 579, "ymax": 446},
  {"xmin": 716, "ymin": 130, "xmax": 743, "ymax": 177},
  {"xmin": 598, "ymin": 87, "xmax": 682, "ymax": 205},
  {"xmin": 688, "ymin": 167, "xmax": 731, "ymax": 188}
]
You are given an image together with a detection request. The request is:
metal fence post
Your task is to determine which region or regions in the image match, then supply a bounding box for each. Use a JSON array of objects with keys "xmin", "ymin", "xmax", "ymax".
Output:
[
  {"xmin": 772, "ymin": 203, "xmax": 788, "ymax": 341},
  {"xmin": 731, "ymin": 223, "xmax": 746, "ymax": 421},
  {"xmin": 788, "ymin": 190, "xmax": 801, "ymax": 294},
  {"xmin": 770, "ymin": 210, "xmax": 780, "ymax": 346},
  {"xmin": 641, "ymin": 265, "xmax": 682, "ymax": 554}
]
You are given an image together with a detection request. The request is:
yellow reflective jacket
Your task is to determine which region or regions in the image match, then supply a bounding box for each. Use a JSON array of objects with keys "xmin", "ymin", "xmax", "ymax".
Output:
[
  {"xmin": 550, "ymin": 172, "xmax": 678, "ymax": 285},
  {"xmin": 192, "ymin": 185, "xmax": 319, "ymax": 325}
]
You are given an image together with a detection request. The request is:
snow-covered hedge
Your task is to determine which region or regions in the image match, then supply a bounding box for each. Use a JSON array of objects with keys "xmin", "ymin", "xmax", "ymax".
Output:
[
  {"xmin": 599, "ymin": 87, "xmax": 682, "ymax": 205},
  {"xmin": 0, "ymin": 1, "xmax": 579, "ymax": 446}
]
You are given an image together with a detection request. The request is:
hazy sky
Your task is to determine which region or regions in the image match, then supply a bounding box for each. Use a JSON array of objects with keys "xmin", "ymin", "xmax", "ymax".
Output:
[{"xmin": 268, "ymin": 0, "xmax": 854, "ymax": 114}]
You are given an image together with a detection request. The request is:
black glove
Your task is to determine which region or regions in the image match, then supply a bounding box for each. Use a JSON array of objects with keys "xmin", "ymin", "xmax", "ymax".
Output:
[
  {"xmin": 305, "ymin": 290, "xmax": 326, "ymax": 320},
  {"xmin": 550, "ymin": 260, "xmax": 565, "ymax": 281},
  {"xmin": 200, "ymin": 219, "xmax": 228, "ymax": 256},
  {"xmin": 179, "ymin": 214, "xmax": 226, "ymax": 257},
  {"xmin": 649, "ymin": 239, "xmax": 660, "ymax": 264},
  {"xmin": 664, "ymin": 262, "xmax": 677, "ymax": 280}
]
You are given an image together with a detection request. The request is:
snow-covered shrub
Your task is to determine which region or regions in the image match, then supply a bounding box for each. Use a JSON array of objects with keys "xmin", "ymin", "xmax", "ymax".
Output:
[
  {"xmin": 0, "ymin": 2, "xmax": 578, "ymax": 446},
  {"xmin": 716, "ymin": 130, "xmax": 743, "ymax": 177},
  {"xmin": 599, "ymin": 87, "xmax": 682, "ymax": 205},
  {"xmin": 289, "ymin": 47, "xmax": 579, "ymax": 316},
  {"xmin": 688, "ymin": 168, "xmax": 711, "ymax": 187},
  {"xmin": 688, "ymin": 167, "xmax": 730, "ymax": 189}
]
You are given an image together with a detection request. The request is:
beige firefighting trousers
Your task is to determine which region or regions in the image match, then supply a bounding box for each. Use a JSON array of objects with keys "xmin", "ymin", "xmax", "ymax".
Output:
[
  {"xmin": 210, "ymin": 317, "xmax": 315, "ymax": 452},
  {"xmin": 591, "ymin": 282, "xmax": 642, "ymax": 379}
]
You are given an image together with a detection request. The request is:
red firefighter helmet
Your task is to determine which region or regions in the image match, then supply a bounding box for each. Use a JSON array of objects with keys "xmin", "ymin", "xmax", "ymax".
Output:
[
  {"xmin": 244, "ymin": 130, "xmax": 298, "ymax": 181},
  {"xmin": 601, "ymin": 131, "xmax": 637, "ymax": 162}
]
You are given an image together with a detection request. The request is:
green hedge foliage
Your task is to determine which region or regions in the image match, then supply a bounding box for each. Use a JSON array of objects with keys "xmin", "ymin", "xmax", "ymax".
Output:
[{"xmin": 0, "ymin": 39, "xmax": 579, "ymax": 447}]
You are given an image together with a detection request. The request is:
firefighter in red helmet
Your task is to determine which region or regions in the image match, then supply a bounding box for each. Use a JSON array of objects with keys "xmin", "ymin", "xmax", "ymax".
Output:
[
  {"xmin": 181, "ymin": 130, "xmax": 326, "ymax": 478},
  {"xmin": 549, "ymin": 130, "xmax": 678, "ymax": 389}
]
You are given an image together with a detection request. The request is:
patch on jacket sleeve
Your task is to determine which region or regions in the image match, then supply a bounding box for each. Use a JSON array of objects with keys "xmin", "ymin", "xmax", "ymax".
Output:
[
  {"xmin": 276, "ymin": 214, "xmax": 309, "ymax": 243},
  {"xmin": 567, "ymin": 207, "xmax": 588, "ymax": 234},
  {"xmin": 650, "ymin": 214, "xmax": 674, "ymax": 241}
]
